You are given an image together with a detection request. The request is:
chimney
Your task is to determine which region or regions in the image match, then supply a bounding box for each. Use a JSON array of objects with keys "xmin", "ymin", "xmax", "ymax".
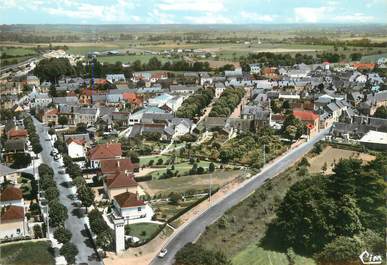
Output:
[{"xmin": 117, "ymin": 160, "xmax": 120, "ymax": 168}]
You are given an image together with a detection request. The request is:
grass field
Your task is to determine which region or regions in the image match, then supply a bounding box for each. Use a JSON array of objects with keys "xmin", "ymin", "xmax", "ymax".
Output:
[
  {"xmin": 0, "ymin": 47, "xmax": 37, "ymax": 56},
  {"xmin": 145, "ymin": 161, "xmax": 214, "ymax": 179},
  {"xmin": 127, "ymin": 223, "xmax": 162, "ymax": 241},
  {"xmin": 308, "ymin": 146, "xmax": 375, "ymax": 175},
  {"xmin": 97, "ymin": 54, "xmax": 175, "ymax": 64},
  {"xmin": 152, "ymin": 197, "xmax": 205, "ymax": 221},
  {"xmin": 0, "ymin": 241, "xmax": 55, "ymax": 265},
  {"xmin": 141, "ymin": 169, "xmax": 240, "ymax": 196},
  {"xmin": 232, "ymin": 245, "xmax": 315, "ymax": 265},
  {"xmin": 195, "ymin": 158, "xmax": 316, "ymax": 259}
]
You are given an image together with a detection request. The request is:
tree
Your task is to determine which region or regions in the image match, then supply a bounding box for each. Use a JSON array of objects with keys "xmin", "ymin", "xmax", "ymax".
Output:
[
  {"xmin": 169, "ymin": 192, "xmax": 182, "ymax": 205},
  {"xmin": 49, "ymin": 200, "xmax": 68, "ymax": 227},
  {"xmin": 373, "ymin": 106, "xmax": 387, "ymax": 119},
  {"xmin": 60, "ymin": 242, "xmax": 78, "ymax": 265},
  {"xmin": 33, "ymin": 224, "xmax": 43, "ymax": 239},
  {"xmin": 58, "ymin": 116, "xmax": 68, "ymax": 126},
  {"xmin": 54, "ymin": 227, "xmax": 72, "ymax": 244},
  {"xmin": 75, "ymin": 122, "xmax": 87, "ymax": 133},
  {"xmin": 197, "ymin": 166, "xmax": 205, "ymax": 174},
  {"xmin": 156, "ymin": 158, "xmax": 163, "ymax": 165},
  {"xmin": 208, "ymin": 162, "xmax": 215, "ymax": 172},
  {"xmin": 350, "ymin": 52, "xmax": 362, "ymax": 61},
  {"xmin": 316, "ymin": 236, "xmax": 361, "ymax": 265},
  {"xmin": 175, "ymin": 243, "xmax": 231, "ymax": 265},
  {"xmin": 88, "ymin": 209, "xmax": 109, "ymax": 235},
  {"xmin": 77, "ymin": 184, "xmax": 95, "ymax": 210},
  {"xmin": 299, "ymin": 157, "xmax": 310, "ymax": 168},
  {"xmin": 45, "ymin": 186, "xmax": 59, "ymax": 202},
  {"xmin": 96, "ymin": 230, "xmax": 113, "ymax": 250},
  {"xmin": 32, "ymin": 142, "xmax": 43, "ymax": 154},
  {"xmin": 10, "ymin": 153, "xmax": 31, "ymax": 169}
]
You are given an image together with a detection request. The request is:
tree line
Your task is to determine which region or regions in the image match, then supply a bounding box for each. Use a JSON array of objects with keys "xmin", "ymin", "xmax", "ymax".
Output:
[
  {"xmin": 209, "ymin": 87, "xmax": 245, "ymax": 117},
  {"xmin": 263, "ymin": 155, "xmax": 385, "ymax": 264},
  {"xmin": 176, "ymin": 88, "xmax": 214, "ymax": 118}
]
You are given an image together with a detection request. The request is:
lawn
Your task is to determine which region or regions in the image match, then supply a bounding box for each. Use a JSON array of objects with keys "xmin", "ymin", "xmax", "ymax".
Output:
[
  {"xmin": 232, "ymin": 244, "xmax": 315, "ymax": 265},
  {"xmin": 127, "ymin": 223, "xmax": 162, "ymax": 241},
  {"xmin": 145, "ymin": 161, "xmax": 215, "ymax": 179},
  {"xmin": 0, "ymin": 47, "xmax": 37, "ymax": 56},
  {"xmin": 141, "ymin": 169, "xmax": 240, "ymax": 197},
  {"xmin": 0, "ymin": 241, "xmax": 55, "ymax": 265},
  {"xmin": 308, "ymin": 146, "xmax": 375, "ymax": 175},
  {"xmin": 139, "ymin": 155, "xmax": 176, "ymax": 166},
  {"xmin": 152, "ymin": 196, "xmax": 206, "ymax": 221},
  {"xmin": 97, "ymin": 54, "xmax": 175, "ymax": 64}
]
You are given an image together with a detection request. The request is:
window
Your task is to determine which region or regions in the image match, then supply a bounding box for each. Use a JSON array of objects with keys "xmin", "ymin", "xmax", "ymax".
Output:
[
  {"xmin": 16, "ymin": 229, "xmax": 21, "ymax": 234},
  {"xmin": 137, "ymin": 207, "xmax": 142, "ymax": 212}
]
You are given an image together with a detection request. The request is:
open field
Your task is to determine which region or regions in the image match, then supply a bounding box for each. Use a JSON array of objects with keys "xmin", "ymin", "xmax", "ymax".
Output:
[
  {"xmin": 232, "ymin": 245, "xmax": 315, "ymax": 265},
  {"xmin": 144, "ymin": 161, "xmax": 214, "ymax": 179},
  {"xmin": 308, "ymin": 146, "xmax": 375, "ymax": 175},
  {"xmin": 97, "ymin": 54, "xmax": 175, "ymax": 64},
  {"xmin": 152, "ymin": 196, "xmax": 205, "ymax": 221},
  {"xmin": 141, "ymin": 169, "xmax": 240, "ymax": 196},
  {"xmin": 0, "ymin": 47, "xmax": 37, "ymax": 56},
  {"xmin": 361, "ymin": 52, "xmax": 387, "ymax": 62},
  {"xmin": 0, "ymin": 241, "xmax": 55, "ymax": 265}
]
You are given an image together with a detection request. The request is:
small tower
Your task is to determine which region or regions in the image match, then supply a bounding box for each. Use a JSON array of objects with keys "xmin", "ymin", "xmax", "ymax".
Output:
[{"xmin": 113, "ymin": 218, "xmax": 125, "ymax": 253}]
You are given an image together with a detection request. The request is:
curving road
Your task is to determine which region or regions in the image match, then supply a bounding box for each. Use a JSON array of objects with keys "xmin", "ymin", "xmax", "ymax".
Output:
[{"xmin": 150, "ymin": 128, "xmax": 330, "ymax": 265}]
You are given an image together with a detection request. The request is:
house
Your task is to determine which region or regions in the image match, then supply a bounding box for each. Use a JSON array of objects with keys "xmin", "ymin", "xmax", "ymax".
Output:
[
  {"xmin": 128, "ymin": 106, "xmax": 166, "ymax": 125},
  {"xmin": 104, "ymin": 170, "xmax": 139, "ymax": 199},
  {"xmin": 0, "ymin": 205, "xmax": 27, "ymax": 239},
  {"xmin": 106, "ymin": 74, "xmax": 126, "ymax": 84},
  {"xmin": 225, "ymin": 68, "xmax": 243, "ymax": 79},
  {"xmin": 214, "ymin": 82, "xmax": 226, "ymax": 98},
  {"xmin": 0, "ymin": 164, "xmax": 20, "ymax": 184},
  {"xmin": 66, "ymin": 138, "xmax": 86, "ymax": 159},
  {"xmin": 42, "ymin": 108, "xmax": 59, "ymax": 125},
  {"xmin": 0, "ymin": 186, "xmax": 24, "ymax": 207},
  {"xmin": 170, "ymin": 118, "xmax": 194, "ymax": 137},
  {"xmin": 0, "ymin": 95, "xmax": 18, "ymax": 110},
  {"xmin": 7, "ymin": 128, "xmax": 28, "ymax": 140},
  {"xmin": 88, "ymin": 143, "xmax": 122, "ymax": 168},
  {"xmin": 148, "ymin": 93, "xmax": 174, "ymax": 107},
  {"xmin": 53, "ymin": 96, "xmax": 79, "ymax": 106},
  {"xmin": 122, "ymin": 92, "xmax": 143, "ymax": 108},
  {"xmin": 73, "ymin": 108, "xmax": 98, "ymax": 125},
  {"xmin": 359, "ymin": 130, "xmax": 387, "ymax": 150},
  {"xmin": 26, "ymin": 75, "xmax": 40, "ymax": 87},
  {"xmin": 169, "ymin": 85, "xmax": 199, "ymax": 95},
  {"xmin": 30, "ymin": 93, "xmax": 52, "ymax": 109},
  {"xmin": 4, "ymin": 139, "xmax": 27, "ymax": 164},
  {"xmin": 358, "ymin": 91, "xmax": 387, "ymax": 116},
  {"xmin": 249, "ymin": 64, "xmax": 261, "ymax": 74},
  {"xmin": 293, "ymin": 109, "xmax": 320, "ymax": 136},
  {"xmin": 113, "ymin": 192, "xmax": 153, "ymax": 224},
  {"xmin": 101, "ymin": 158, "xmax": 139, "ymax": 176},
  {"xmin": 200, "ymin": 72, "xmax": 213, "ymax": 86}
]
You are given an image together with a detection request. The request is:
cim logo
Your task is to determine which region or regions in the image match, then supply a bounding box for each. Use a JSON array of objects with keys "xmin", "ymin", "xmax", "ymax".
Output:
[{"xmin": 359, "ymin": 251, "xmax": 383, "ymax": 265}]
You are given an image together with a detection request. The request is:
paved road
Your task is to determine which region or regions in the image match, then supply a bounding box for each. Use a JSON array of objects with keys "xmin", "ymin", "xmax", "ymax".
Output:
[
  {"xmin": 150, "ymin": 128, "xmax": 330, "ymax": 265},
  {"xmin": 32, "ymin": 116, "xmax": 102, "ymax": 265}
]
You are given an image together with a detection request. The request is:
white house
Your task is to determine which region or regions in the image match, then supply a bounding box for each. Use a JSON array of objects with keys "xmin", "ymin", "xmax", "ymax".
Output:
[
  {"xmin": 171, "ymin": 118, "xmax": 195, "ymax": 137},
  {"xmin": 66, "ymin": 138, "xmax": 86, "ymax": 159},
  {"xmin": 106, "ymin": 74, "xmax": 126, "ymax": 84},
  {"xmin": 0, "ymin": 205, "xmax": 27, "ymax": 239},
  {"xmin": 0, "ymin": 186, "xmax": 24, "ymax": 208},
  {"xmin": 214, "ymin": 82, "xmax": 226, "ymax": 98},
  {"xmin": 249, "ymin": 64, "xmax": 261, "ymax": 74},
  {"xmin": 113, "ymin": 192, "xmax": 154, "ymax": 224}
]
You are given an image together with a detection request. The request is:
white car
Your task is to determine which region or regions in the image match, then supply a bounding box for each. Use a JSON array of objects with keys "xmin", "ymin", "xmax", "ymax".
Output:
[{"xmin": 158, "ymin": 249, "xmax": 168, "ymax": 258}]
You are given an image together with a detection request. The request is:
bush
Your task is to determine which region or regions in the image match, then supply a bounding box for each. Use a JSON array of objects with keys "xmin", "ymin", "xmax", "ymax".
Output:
[{"xmin": 60, "ymin": 242, "xmax": 78, "ymax": 264}]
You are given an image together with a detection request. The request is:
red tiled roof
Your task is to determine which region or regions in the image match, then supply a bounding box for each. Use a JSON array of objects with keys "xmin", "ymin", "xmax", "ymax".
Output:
[
  {"xmin": 46, "ymin": 108, "xmax": 59, "ymax": 115},
  {"xmin": 352, "ymin": 63, "xmax": 375, "ymax": 70},
  {"xmin": 101, "ymin": 158, "xmax": 139, "ymax": 175},
  {"xmin": 114, "ymin": 192, "xmax": 144, "ymax": 208},
  {"xmin": 106, "ymin": 171, "xmax": 138, "ymax": 189},
  {"xmin": 88, "ymin": 143, "xmax": 122, "ymax": 160},
  {"xmin": 151, "ymin": 72, "xmax": 167, "ymax": 79},
  {"xmin": 66, "ymin": 137, "xmax": 86, "ymax": 146},
  {"xmin": 7, "ymin": 128, "xmax": 28, "ymax": 138},
  {"xmin": 1, "ymin": 186, "xmax": 23, "ymax": 201},
  {"xmin": 293, "ymin": 110, "xmax": 319, "ymax": 121},
  {"xmin": 1, "ymin": 205, "xmax": 24, "ymax": 221}
]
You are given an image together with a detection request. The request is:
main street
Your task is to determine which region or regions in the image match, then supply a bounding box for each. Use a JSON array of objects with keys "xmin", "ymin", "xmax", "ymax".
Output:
[
  {"xmin": 150, "ymin": 128, "xmax": 330, "ymax": 265},
  {"xmin": 32, "ymin": 116, "xmax": 102, "ymax": 265}
]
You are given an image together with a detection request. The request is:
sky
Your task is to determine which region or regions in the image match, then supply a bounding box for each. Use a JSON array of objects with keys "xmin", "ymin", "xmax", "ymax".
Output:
[{"xmin": 0, "ymin": 0, "xmax": 386, "ymax": 24}]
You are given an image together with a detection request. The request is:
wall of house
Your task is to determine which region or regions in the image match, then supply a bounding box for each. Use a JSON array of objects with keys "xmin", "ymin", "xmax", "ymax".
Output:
[
  {"xmin": 120, "ymin": 205, "xmax": 146, "ymax": 223},
  {"xmin": 0, "ymin": 172, "xmax": 20, "ymax": 184},
  {"xmin": 68, "ymin": 143, "xmax": 85, "ymax": 158},
  {"xmin": 0, "ymin": 220, "xmax": 26, "ymax": 239}
]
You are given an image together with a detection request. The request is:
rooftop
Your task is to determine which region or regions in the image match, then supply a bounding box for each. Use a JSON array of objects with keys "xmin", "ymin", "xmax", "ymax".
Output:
[{"xmin": 114, "ymin": 192, "xmax": 144, "ymax": 208}]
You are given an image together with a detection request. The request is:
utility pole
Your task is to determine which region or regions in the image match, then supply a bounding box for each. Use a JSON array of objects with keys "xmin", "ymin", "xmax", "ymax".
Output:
[{"xmin": 209, "ymin": 172, "xmax": 212, "ymax": 207}]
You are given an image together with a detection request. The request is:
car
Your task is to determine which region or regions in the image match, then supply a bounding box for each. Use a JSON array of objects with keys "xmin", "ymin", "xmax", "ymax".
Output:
[
  {"xmin": 54, "ymin": 155, "xmax": 59, "ymax": 161},
  {"xmin": 158, "ymin": 249, "xmax": 168, "ymax": 258},
  {"xmin": 45, "ymin": 138, "xmax": 51, "ymax": 141},
  {"xmin": 58, "ymin": 170, "xmax": 65, "ymax": 174}
]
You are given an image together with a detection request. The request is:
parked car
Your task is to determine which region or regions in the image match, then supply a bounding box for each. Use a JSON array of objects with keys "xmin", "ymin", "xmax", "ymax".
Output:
[{"xmin": 158, "ymin": 249, "xmax": 168, "ymax": 258}]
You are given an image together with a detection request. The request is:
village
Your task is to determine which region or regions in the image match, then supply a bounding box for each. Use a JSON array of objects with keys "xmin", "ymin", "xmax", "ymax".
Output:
[{"xmin": 0, "ymin": 48, "xmax": 386, "ymax": 265}]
